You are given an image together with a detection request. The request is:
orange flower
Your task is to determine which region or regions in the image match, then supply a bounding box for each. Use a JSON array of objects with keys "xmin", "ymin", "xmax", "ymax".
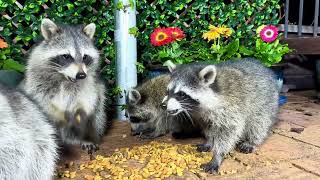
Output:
[
  {"xmin": 167, "ymin": 27, "xmax": 185, "ymax": 40},
  {"xmin": 150, "ymin": 28, "xmax": 173, "ymax": 46},
  {"xmin": 0, "ymin": 38, "xmax": 8, "ymax": 49}
]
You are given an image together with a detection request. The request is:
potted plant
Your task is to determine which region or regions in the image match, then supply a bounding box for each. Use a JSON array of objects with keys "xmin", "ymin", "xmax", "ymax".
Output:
[
  {"xmin": 0, "ymin": 38, "xmax": 24, "ymax": 87},
  {"xmin": 140, "ymin": 27, "xmax": 214, "ymax": 79},
  {"xmin": 202, "ymin": 24, "xmax": 291, "ymax": 106}
]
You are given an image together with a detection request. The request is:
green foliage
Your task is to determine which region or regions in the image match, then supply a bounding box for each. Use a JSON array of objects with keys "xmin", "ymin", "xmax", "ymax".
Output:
[
  {"xmin": 250, "ymin": 38, "xmax": 291, "ymax": 67},
  {"xmin": 0, "ymin": 47, "xmax": 25, "ymax": 72},
  {"xmin": 0, "ymin": 0, "xmax": 115, "ymax": 76},
  {"xmin": 0, "ymin": 0, "xmax": 285, "ymax": 104},
  {"xmin": 129, "ymin": 27, "xmax": 139, "ymax": 37},
  {"xmin": 141, "ymin": 39, "xmax": 213, "ymax": 67},
  {"xmin": 136, "ymin": 0, "xmax": 282, "ymax": 69},
  {"xmin": 0, "ymin": 0, "xmax": 117, "ymax": 104}
]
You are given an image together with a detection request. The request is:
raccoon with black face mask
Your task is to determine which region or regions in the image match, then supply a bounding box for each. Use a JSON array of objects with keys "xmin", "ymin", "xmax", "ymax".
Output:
[
  {"xmin": 163, "ymin": 58, "xmax": 279, "ymax": 173},
  {"xmin": 21, "ymin": 18, "xmax": 107, "ymax": 154},
  {"xmin": 126, "ymin": 74, "xmax": 200, "ymax": 139}
]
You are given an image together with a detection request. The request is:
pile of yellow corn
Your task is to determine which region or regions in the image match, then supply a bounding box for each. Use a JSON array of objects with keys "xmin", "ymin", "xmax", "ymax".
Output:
[{"xmin": 60, "ymin": 141, "xmax": 212, "ymax": 179}]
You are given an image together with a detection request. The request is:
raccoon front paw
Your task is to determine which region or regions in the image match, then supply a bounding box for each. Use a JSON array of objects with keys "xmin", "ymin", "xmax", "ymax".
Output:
[
  {"xmin": 139, "ymin": 133, "xmax": 157, "ymax": 139},
  {"xmin": 196, "ymin": 144, "xmax": 212, "ymax": 152},
  {"xmin": 81, "ymin": 143, "xmax": 99, "ymax": 155},
  {"xmin": 236, "ymin": 142, "xmax": 255, "ymax": 154},
  {"xmin": 131, "ymin": 130, "xmax": 141, "ymax": 136},
  {"xmin": 200, "ymin": 162, "xmax": 219, "ymax": 174}
]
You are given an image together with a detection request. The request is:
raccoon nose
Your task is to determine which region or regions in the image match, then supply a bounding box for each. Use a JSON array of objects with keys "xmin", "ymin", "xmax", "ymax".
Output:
[
  {"xmin": 168, "ymin": 109, "xmax": 178, "ymax": 115},
  {"xmin": 161, "ymin": 102, "xmax": 167, "ymax": 109},
  {"xmin": 76, "ymin": 72, "xmax": 87, "ymax": 79}
]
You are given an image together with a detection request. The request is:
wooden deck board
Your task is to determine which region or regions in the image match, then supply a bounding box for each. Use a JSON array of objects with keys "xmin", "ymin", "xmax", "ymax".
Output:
[{"xmin": 282, "ymin": 37, "xmax": 320, "ymax": 54}]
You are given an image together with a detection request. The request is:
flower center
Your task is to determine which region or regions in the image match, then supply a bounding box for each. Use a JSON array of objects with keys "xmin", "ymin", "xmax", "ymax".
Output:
[
  {"xmin": 156, "ymin": 32, "xmax": 167, "ymax": 41},
  {"xmin": 264, "ymin": 30, "xmax": 274, "ymax": 37}
]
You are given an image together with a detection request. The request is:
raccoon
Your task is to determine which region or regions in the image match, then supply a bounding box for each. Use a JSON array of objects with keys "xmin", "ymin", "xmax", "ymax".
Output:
[
  {"xmin": 163, "ymin": 58, "xmax": 279, "ymax": 173},
  {"xmin": 22, "ymin": 18, "xmax": 107, "ymax": 153},
  {"xmin": 0, "ymin": 83, "xmax": 57, "ymax": 180},
  {"xmin": 126, "ymin": 74, "xmax": 200, "ymax": 139}
]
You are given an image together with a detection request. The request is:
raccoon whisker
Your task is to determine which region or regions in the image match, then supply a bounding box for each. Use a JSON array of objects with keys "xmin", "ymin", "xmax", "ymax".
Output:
[
  {"xmin": 181, "ymin": 104, "xmax": 196, "ymax": 109},
  {"xmin": 183, "ymin": 110, "xmax": 195, "ymax": 127},
  {"xmin": 180, "ymin": 102, "xmax": 196, "ymax": 107},
  {"xmin": 49, "ymin": 62, "xmax": 62, "ymax": 67},
  {"xmin": 180, "ymin": 99, "xmax": 191, "ymax": 103},
  {"xmin": 181, "ymin": 104, "xmax": 195, "ymax": 110},
  {"xmin": 181, "ymin": 106, "xmax": 192, "ymax": 111}
]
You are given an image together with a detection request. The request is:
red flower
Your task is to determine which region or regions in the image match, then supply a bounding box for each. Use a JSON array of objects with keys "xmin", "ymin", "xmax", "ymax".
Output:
[
  {"xmin": 150, "ymin": 28, "xmax": 173, "ymax": 46},
  {"xmin": 167, "ymin": 27, "xmax": 185, "ymax": 40}
]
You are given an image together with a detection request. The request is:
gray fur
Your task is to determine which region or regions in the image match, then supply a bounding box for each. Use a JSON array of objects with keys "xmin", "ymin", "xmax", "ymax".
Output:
[
  {"xmin": 165, "ymin": 58, "xmax": 279, "ymax": 173},
  {"xmin": 21, "ymin": 18, "xmax": 107, "ymax": 152},
  {"xmin": 0, "ymin": 84, "xmax": 57, "ymax": 180},
  {"xmin": 126, "ymin": 74, "xmax": 200, "ymax": 139}
]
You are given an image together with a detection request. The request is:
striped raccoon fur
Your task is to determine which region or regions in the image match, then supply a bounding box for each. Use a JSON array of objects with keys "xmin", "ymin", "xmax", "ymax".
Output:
[
  {"xmin": 21, "ymin": 18, "xmax": 107, "ymax": 154},
  {"xmin": 126, "ymin": 74, "xmax": 200, "ymax": 139},
  {"xmin": 163, "ymin": 58, "xmax": 279, "ymax": 173},
  {"xmin": 0, "ymin": 83, "xmax": 57, "ymax": 179}
]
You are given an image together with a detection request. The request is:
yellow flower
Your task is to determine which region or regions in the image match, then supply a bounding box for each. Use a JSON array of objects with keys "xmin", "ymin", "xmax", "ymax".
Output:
[
  {"xmin": 217, "ymin": 26, "xmax": 233, "ymax": 37},
  {"xmin": 202, "ymin": 25, "xmax": 233, "ymax": 41},
  {"xmin": 202, "ymin": 25, "xmax": 220, "ymax": 41}
]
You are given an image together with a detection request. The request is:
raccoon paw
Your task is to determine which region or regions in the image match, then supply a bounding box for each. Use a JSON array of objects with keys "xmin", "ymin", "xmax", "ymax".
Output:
[
  {"xmin": 139, "ymin": 133, "xmax": 157, "ymax": 140},
  {"xmin": 236, "ymin": 142, "xmax": 255, "ymax": 154},
  {"xmin": 200, "ymin": 162, "xmax": 219, "ymax": 174},
  {"xmin": 196, "ymin": 144, "xmax": 212, "ymax": 152},
  {"xmin": 81, "ymin": 143, "xmax": 99, "ymax": 155}
]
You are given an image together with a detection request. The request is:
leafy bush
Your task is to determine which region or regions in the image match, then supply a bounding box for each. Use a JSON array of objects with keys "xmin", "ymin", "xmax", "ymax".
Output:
[
  {"xmin": 0, "ymin": 0, "xmax": 116, "ymax": 105},
  {"xmin": 0, "ymin": 0, "xmax": 115, "ymax": 77},
  {"xmin": 0, "ymin": 0, "xmax": 284, "ymax": 106},
  {"xmin": 136, "ymin": 0, "xmax": 282, "ymax": 69}
]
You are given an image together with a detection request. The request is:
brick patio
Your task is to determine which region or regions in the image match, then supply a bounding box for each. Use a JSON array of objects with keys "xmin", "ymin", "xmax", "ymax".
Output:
[{"xmin": 56, "ymin": 91, "xmax": 320, "ymax": 179}]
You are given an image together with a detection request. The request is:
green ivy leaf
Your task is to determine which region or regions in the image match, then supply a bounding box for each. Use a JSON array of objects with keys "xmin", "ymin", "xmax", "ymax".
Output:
[
  {"xmin": 3, "ymin": 59, "xmax": 25, "ymax": 73},
  {"xmin": 239, "ymin": 46, "xmax": 254, "ymax": 56},
  {"xmin": 129, "ymin": 26, "xmax": 139, "ymax": 37}
]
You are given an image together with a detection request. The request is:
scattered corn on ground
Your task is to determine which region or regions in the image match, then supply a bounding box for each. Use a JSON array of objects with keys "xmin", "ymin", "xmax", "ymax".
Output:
[{"xmin": 59, "ymin": 141, "xmax": 212, "ymax": 179}]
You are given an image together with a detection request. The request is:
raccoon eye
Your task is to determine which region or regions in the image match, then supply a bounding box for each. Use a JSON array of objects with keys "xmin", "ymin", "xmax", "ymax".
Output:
[
  {"xmin": 130, "ymin": 116, "xmax": 142, "ymax": 123},
  {"xmin": 62, "ymin": 54, "xmax": 72, "ymax": 59},
  {"xmin": 177, "ymin": 91, "xmax": 186, "ymax": 98},
  {"xmin": 83, "ymin": 54, "xmax": 93, "ymax": 65}
]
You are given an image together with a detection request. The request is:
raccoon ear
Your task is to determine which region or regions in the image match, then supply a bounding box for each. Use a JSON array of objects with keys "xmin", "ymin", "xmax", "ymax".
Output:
[
  {"xmin": 41, "ymin": 18, "xmax": 60, "ymax": 40},
  {"xmin": 128, "ymin": 89, "xmax": 141, "ymax": 105},
  {"xmin": 199, "ymin": 65, "xmax": 217, "ymax": 86},
  {"xmin": 83, "ymin": 23, "xmax": 96, "ymax": 39},
  {"xmin": 164, "ymin": 60, "xmax": 176, "ymax": 73}
]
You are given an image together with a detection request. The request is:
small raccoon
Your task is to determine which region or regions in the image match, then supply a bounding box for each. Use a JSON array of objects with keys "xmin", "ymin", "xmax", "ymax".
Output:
[
  {"xmin": 163, "ymin": 58, "xmax": 279, "ymax": 173},
  {"xmin": 126, "ymin": 74, "xmax": 200, "ymax": 139},
  {"xmin": 22, "ymin": 18, "xmax": 107, "ymax": 153},
  {"xmin": 0, "ymin": 83, "xmax": 57, "ymax": 180}
]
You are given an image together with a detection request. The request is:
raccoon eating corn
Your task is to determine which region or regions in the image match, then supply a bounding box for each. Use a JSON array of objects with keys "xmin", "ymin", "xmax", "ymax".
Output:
[
  {"xmin": 126, "ymin": 74, "xmax": 201, "ymax": 139},
  {"xmin": 163, "ymin": 58, "xmax": 279, "ymax": 173}
]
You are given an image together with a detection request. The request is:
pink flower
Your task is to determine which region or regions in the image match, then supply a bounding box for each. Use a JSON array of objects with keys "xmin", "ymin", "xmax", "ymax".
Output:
[{"xmin": 260, "ymin": 25, "xmax": 278, "ymax": 43}]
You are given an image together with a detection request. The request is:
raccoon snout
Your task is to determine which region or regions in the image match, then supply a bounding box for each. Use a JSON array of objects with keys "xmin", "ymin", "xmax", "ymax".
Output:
[
  {"xmin": 167, "ymin": 109, "xmax": 179, "ymax": 115},
  {"xmin": 161, "ymin": 102, "xmax": 167, "ymax": 109},
  {"xmin": 76, "ymin": 72, "xmax": 87, "ymax": 79}
]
